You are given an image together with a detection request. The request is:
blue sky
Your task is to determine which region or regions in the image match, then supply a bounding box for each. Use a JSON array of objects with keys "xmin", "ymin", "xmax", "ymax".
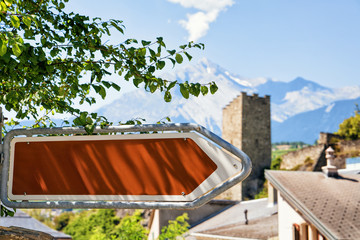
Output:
[{"xmin": 67, "ymin": 0, "xmax": 360, "ymax": 89}]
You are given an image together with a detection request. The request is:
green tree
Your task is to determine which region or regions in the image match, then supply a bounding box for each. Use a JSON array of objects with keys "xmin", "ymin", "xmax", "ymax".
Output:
[
  {"xmin": 270, "ymin": 156, "xmax": 282, "ymax": 170},
  {"xmin": 336, "ymin": 110, "xmax": 360, "ymax": 140},
  {"xmin": 63, "ymin": 209, "xmax": 121, "ymax": 240},
  {"xmin": 60, "ymin": 210, "xmax": 188, "ymax": 240},
  {"xmin": 111, "ymin": 210, "xmax": 148, "ymax": 240},
  {"xmin": 53, "ymin": 211, "xmax": 74, "ymax": 231},
  {"xmin": 159, "ymin": 213, "xmax": 189, "ymax": 240},
  {"xmin": 0, "ymin": 0, "xmax": 218, "ymax": 216}
]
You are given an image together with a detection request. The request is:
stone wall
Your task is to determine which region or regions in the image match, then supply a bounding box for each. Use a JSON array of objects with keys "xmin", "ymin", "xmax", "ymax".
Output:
[
  {"xmin": 281, "ymin": 135, "xmax": 360, "ymax": 171},
  {"xmin": 338, "ymin": 139, "xmax": 360, "ymax": 157},
  {"xmin": 280, "ymin": 145, "xmax": 326, "ymax": 170},
  {"xmin": 318, "ymin": 132, "xmax": 342, "ymax": 145},
  {"xmin": 221, "ymin": 92, "xmax": 271, "ymax": 200}
]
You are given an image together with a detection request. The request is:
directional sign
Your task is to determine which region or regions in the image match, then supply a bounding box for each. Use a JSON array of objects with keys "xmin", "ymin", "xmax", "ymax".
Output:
[{"xmin": 9, "ymin": 132, "xmax": 242, "ymax": 202}]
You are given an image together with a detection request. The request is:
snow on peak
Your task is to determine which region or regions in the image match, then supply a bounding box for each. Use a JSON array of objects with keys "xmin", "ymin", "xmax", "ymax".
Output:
[
  {"xmin": 97, "ymin": 58, "xmax": 360, "ymax": 140},
  {"xmin": 224, "ymin": 71, "xmax": 252, "ymax": 87},
  {"xmin": 325, "ymin": 103, "xmax": 335, "ymax": 113}
]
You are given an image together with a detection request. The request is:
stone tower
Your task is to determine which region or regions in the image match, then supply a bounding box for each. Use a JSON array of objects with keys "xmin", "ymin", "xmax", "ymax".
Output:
[{"xmin": 221, "ymin": 92, "xmax": 271, "ymax": 200}]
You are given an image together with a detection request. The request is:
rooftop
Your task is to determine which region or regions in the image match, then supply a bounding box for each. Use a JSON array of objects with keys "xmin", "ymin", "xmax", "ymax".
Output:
[
  {"xmin": 187, "ymin": 198, "xmax": 278, "ymax": 239},
  {"xmin": 265, "ymin": 170, "xmax": 360, "ymax": 240}
]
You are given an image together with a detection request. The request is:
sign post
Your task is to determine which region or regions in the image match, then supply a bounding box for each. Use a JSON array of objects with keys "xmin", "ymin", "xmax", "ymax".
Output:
[{"xmin": 1, "ymin": 123, "xmax": 251, "ymax": 209}]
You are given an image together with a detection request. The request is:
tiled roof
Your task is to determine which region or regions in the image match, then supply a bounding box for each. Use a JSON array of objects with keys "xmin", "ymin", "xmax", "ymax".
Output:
[
  {"xmin": 188, "ymin": 198, "xmax": 278, "ymax": 239},
  {"xmin": 265, "ymin": 170, "xmax": 360, "ymax": 240},
  {"xmin": 200, "ymin": 214, "xmax": 278, "ymax": 239}
]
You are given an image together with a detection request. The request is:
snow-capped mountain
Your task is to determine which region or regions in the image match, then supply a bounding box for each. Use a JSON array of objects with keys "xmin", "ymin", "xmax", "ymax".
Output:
[
  {"xmin": 97, "ymin": 58, "xmax": 360, "ymax": 143},
  {"xmin": 272, "ymin": 97, "xmax": 360, "ymax": 143}
]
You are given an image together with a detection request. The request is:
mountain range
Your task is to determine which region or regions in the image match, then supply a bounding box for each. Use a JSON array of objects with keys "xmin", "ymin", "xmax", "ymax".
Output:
[{"xmin": 97, "ymin": 58, "xmax": 360, "ymax": 144}]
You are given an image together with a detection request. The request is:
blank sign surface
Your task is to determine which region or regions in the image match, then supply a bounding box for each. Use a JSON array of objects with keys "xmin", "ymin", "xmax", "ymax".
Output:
[{"xmin": 11, "ymin": 136, "xmax": 217, "ymax": 199}]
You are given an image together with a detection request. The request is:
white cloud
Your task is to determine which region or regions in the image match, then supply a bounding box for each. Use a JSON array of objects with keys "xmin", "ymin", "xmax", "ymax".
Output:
[
  {"xmin": 179, "ymin": 11, "xmax": 218, "ymax": 42},
  {"xmin": 168, "ymin": 0, "xmax": 234, "ymax": 12},
  {"xmin": 168, "ymin": 0, "xmax": 234, "ymax": 41}
]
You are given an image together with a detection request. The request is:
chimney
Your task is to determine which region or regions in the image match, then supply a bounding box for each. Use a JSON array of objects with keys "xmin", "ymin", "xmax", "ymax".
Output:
[{"xmin": 322, "ymin": 147, "xmax": 338, "ymax": 178}]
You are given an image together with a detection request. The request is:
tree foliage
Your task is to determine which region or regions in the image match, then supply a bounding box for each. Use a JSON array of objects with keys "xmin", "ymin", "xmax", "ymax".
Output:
[
  {"xmin": 159, "ymin": 213, "xmax": 189, "ymax": 240},
  {"xmin": 0, "ymin": 0, "xmax": 217, "ymax": 130},
  {"xmin": 54, "ymin": 211, "xmax": 74, "ymax": 231},
  {"xmin": 270, "ymin": 156, "xmax": 282, "ymax": 170},
  {"xmin": 59, "ymin": 209, "xmax": 188, "ymax": 240},
  {"xmin": 63, "ymin": 209, "xmax": 125, "ymax": 240},
  {"xmin": 336, "ymin": 110, "xmax": 360, "ymax": 140}
]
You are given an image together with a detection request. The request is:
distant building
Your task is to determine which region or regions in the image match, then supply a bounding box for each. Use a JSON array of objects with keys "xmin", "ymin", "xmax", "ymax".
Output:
[
  {"xmin": 221, "ymin": 92, "xmax": 271, "ymax": 200},
  {"xmin": 266, "ymin": 148, "xmax": 360, "ymax": 240},
  {"xmin": 276, "ymin": 145, "xmax": 293, "ymax": 151}
]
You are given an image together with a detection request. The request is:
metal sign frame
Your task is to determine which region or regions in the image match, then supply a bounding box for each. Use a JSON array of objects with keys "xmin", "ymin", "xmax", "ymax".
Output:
[{"xmin": 0, "ymin": 123, "xmax": 252, "ymax": 209}]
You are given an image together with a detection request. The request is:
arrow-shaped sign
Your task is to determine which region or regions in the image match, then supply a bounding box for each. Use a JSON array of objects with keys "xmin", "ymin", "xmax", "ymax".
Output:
[{"xmin": 1, "ymin": 124, "xmax": 251, "ymax": 209}]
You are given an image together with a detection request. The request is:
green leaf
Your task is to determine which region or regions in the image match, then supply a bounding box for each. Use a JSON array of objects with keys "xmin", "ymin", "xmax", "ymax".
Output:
[
  {"xmin": 102, "ymin": 81, "xmax": 111, "ymax": 88},
  {"xmin": 148, "ymin": 66, "xmax": 155, "ymax": 73},
  {"xmin": 74, "ymin": 112, "xmax": 88, "ymax": 126},
  {"xmin": 73, "ymin": 117, "xmax": 81, "ymax": 126},
  {"xmin": 111, "ymin": 83, "xmax": 121, "ymax": 91},
  {"xmin": 4, "ymin": 0, "xmax": 12, "ymax": 7},
  {"xmin": 201, "ymin": 86, "xmax": 208, "ymax": 96},
  {"xmin": 138, "ymin": 47, "xmax": 146, "ymax": 56},
  {"xmin": 156, "ymin": 45, "xmax": 161, "ymax": 57},
  {"xmin": 0, "ymin": 40, "xmax": 7, "ymax": 56},
  {"xmin": 167, "ymin": 49, "xmax": 176, "ymax": 55},
  {"xmin": 23, "ymin": 16, "xmax": 32, "ymax": 28},
  {"xmin": 11, "ymin": 42, "xmax": 21, "ymax": 57},
  {"xmin": 0, "ymin": 2, "xmax": 7, "ymax": 11},
  {"xmin": 86, "ymin": 116, "xmax": 93, "ymax": 125},
  {"xmin": 8, "ymin": 210, "xmax": 14, "ymax": 217},
  {"xmin": 149, "ymin": 82, "xmax": 157, "ymax": 93},
  {"xmin": 210, "ymin": 82, "xmax": 218, "ymax": 94},
  {"xmin": 85, "ymin": 124, "xmax": 96, "ymax": 135},
  {"xmin": 190, "ymin": 83, "xmax": 200, "ymax": 97},
  {"xmin": 110, "ymin": 21, "xmax": 124, "ymax": 34},
  {"xmin": 41, "ymin": 36, "xmax": 46, "ymax": 46},
  {"xmin": 92, "ymin": 84, "xmax": 100, "ymax": 93},
  {"xmin": 133, "ymin": 77, "xmax": 143, "ymax": 87},
  {"xmin": 141, "ymin": 40, "xmax": 151, "ymax": 46},
  {"xmin": 114, "ymin": 61, "xmax": 122, "ymax": 71},
  {"xmin": 169, "ymin": 58, "xmax": 176, "ymax": 67},
  {"xmin": 164, "ymin": 91, "xmax": 172, "ymax": 102},
  {"xmin": 175, "ymin": 54, "xmax": 183, "ymax": 64},
  {"xmin": 149, "ymin": 49, "xmax": 156, "ymax": 58},
  {"xmin": 157, "ymin": 37, "xmax": 165, "ymax": 47},
  {"xmin": 180, "ymin": 83, "xmax": 189, "ymax": 99},
  {"xmin": 167, "ymin": 81, "xmax": 177, "ymax": 90},
  {"xmin": 99, "ymin": 86, "xmax": 106, "ymax": 99},
  {"xmin": 157, "ymin": 61, "xmax": 165, "ymax": 70},
  {"xmin": 10, "ymin": 15, "xmax": 20, "ymax": 28},
  {"xmin": 50, "ymin": 48, "xmax": 59, "ymax": 57},
  {"xmin": 184, "ymin": 52, "xmax": 193, "ymax": 61}
]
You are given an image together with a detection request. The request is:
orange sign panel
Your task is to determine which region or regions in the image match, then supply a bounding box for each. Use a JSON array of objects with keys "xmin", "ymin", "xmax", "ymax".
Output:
[{"xmin": 10, "ymin": 134, "xmax": 218, "ymax": 201}]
